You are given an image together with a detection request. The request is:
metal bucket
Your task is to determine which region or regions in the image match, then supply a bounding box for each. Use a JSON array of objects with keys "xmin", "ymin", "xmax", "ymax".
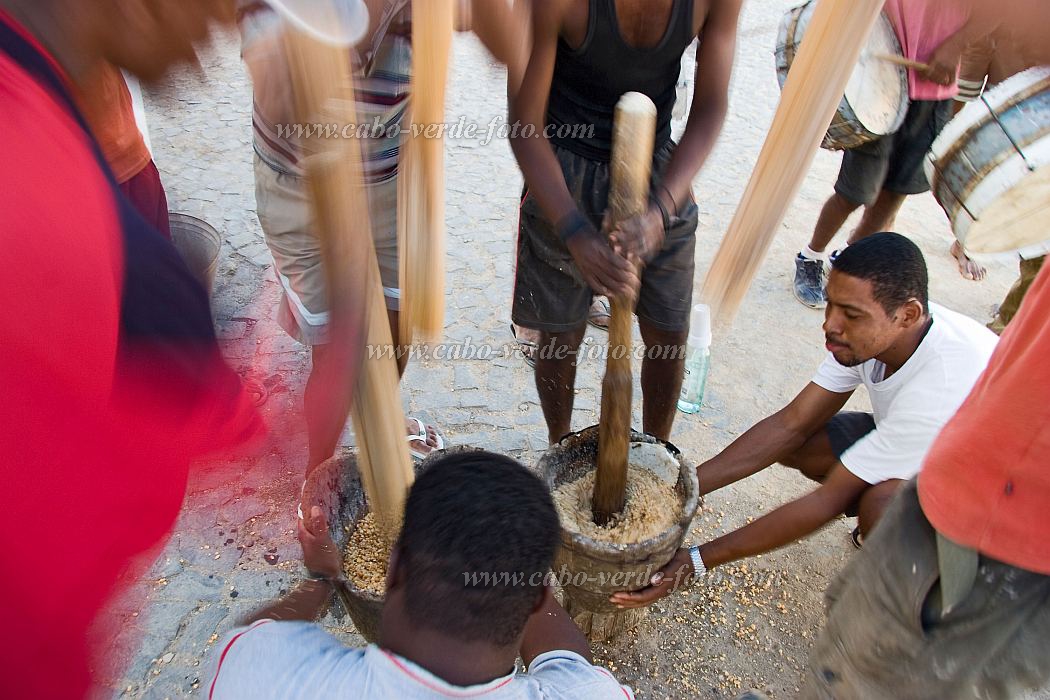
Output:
[
  {"xmin": 169, "ymin": 213, "xmax": 221, "ymax": 295},
  {"xmin": 538, "ymin": 426, "xmax": 700, "ymax": 639},
  {"xmin": 300, "ymin": 446, "xmax": 481, "ymax": 643}
]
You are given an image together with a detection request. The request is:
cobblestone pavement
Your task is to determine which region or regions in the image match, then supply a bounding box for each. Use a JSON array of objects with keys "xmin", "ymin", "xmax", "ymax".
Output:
[{"xmin": 114, "ymin": 3, "xmax": 1021, "ymax": 698}]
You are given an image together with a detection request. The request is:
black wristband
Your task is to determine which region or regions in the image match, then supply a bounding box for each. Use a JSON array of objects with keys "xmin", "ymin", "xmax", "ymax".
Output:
[
  {"xmin": 555, "ymin": 209, "xmax": 592, "ymax": 244},
  {"xmin": 651, "ymin": 194, "xmax": 671, "ymax": 232}
]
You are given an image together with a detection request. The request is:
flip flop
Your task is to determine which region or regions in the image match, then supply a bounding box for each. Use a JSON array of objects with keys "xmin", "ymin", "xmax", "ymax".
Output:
[
  {"xmin": 510, "ymin": 324, "xmax": 538, "ymax": 368},
  {"xmin": 588, "ymin": 297, "xmax": 611, "ymax": 332},
  {"xmin": 407, "ymin": 416, "xmax": 446, "ymax": 461}
]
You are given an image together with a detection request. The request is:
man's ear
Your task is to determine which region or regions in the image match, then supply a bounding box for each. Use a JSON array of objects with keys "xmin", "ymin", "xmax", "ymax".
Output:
[
  {"xmin": 531, "ymin": 584, "xmax": 554, "ymax": 616},
  {"xmin": 386, "ymin": 546, "xmax": 405, "ymax": 592},
  {"xmin": 897, "ymin": 299, "xmax": 926, "ymax": 328}
]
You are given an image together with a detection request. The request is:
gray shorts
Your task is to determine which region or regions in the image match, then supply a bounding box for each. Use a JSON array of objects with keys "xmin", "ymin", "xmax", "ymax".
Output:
[
  {"xmin": 835, "ymin": 99, "xmax": 954, "ymax": 207},
  {"xmin": 513, "ymin": 141, "xmax": 699, "ymax": 334},
  {"xmin": 803, "ymin": 480, "xmax": 1050, "ymax": 699}
]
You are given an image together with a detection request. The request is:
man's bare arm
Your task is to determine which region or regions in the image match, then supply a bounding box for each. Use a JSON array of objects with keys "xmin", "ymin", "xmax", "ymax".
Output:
[
  {"xmin": 658, "ymin": 0, "xmax": 742, "ymax": 215},
  {"xmin": 925, "ymin": 2, "xmax": 1003, "ymax": 87},
  {"xmin": 698, "ymin": 383, "xmax": 851, "ymax": 495},
  {"xmin": 611, "ymin": 464, "xmax": 868, "ymax": 608},
  {"xmin": 508, "ymin": 0, "xmax": 636, "ymax": 298},
  {"xmin": 700, "ymin": 464, "xmax": 868, "ymax": 567},
  {"xmin": 609, "ymin": 0, "xmax": 742, "ymax": 263},
  {"xmin": 470, "ymin": 0, "xmax": 531, "ymax": 97},
  {"xmin": 509, "ymin": 0, "xmax": 577, "ymax": 228}
]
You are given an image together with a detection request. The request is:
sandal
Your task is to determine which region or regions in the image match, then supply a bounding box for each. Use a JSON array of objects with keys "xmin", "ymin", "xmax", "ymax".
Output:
[
  {"xmin": 851, "ymin": 526, "xmax": 864, "ymax": 549},
  {"xmin": 407, "ymin": 416, "xmax": 446, "ymax": 461},
  {"xmin": 510, "ymin": 324, "xmax": 538, "ymax": 368},
  {"xmin": 588, "ymin": 297, "xmax": 611, "ymax": 332}
]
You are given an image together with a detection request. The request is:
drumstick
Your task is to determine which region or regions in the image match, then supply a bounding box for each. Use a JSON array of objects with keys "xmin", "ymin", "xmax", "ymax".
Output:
[
  {"xmin": 399, "ymin": 0, "xmax": 454, "ymax": 343},
  {"xmin": 593, "ymin": 92, "xmax": 656, "ymax": 526},
  {"xmin": 283, "ymin": 25, "xmax": 414, "ymax": 545},
  {"xmin": 700, "ymin": 0, "xmax": 884, "ymax": 323},
  {"xmin": 873, "ymin": 52, "xmax": 929, "ymax": 72}
]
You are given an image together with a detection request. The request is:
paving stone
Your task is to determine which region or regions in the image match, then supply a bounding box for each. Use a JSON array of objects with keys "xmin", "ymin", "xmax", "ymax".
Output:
[
  {"xmin": 452, "ymin": 364, "xmax": 481, "ymax": 391},
  {"xmin": 160, "ymin": 570, "xmax": 225, "ymax": 604},
  {"xmin": 174, "ymin": 604, "xmax": 230, "ymax": 656},
  {"xmin": 148, "ymin": 556, "xmax": 185, "ymax": 581}
]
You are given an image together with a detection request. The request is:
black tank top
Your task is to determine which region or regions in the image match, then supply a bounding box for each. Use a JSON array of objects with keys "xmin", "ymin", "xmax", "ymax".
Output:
[{"xmin": 547, "ymin": 0, "xmax": 695, "ymax": 162}]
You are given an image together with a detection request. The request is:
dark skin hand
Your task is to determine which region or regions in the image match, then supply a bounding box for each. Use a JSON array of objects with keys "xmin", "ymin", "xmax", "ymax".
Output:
[
  {"xmin": 240, "ymin": 506, "xmax": 343, "ymax": 624},
  {"xmin": 566, "ymin": 228, "xmax": 639, "ymax": 299},
  {"xmin": 611, "ymin": 464, "xmax": 869, "ymax": 609}
]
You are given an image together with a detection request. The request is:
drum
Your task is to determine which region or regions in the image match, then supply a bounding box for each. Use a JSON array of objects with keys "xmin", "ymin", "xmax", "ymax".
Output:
[
  {"xmin": 926, "ymin": 66, "xmax": 1050, "ymax": 257},
  {"xmin": 776, "ymin": 2, "xmax": 908, "ymax": 151}
]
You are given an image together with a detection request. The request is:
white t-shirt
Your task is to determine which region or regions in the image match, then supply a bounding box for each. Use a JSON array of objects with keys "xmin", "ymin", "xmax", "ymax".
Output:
[
  {"xmin": 812, "ymin": 303, "xmax": 997, "ymax": 484},
  {"xmin": 208, "ymin": 620, "xmax": 634, "ymax": 699}
]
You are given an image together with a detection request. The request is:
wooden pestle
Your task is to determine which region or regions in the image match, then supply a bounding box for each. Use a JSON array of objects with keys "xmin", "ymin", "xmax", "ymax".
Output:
[
  {"xmin": 700, "ymin": 0, "xmax": 884, "ymax": 323},
  {"xmin": 282, "ymin": 24, "xmax": 414, "ymax": 545},
  {"xmin": 593, "ymin": 93, "xmax": 657, "ymax": 525},
  {"xmin": 398, "ymin": 0, "xmax": 453, "ymax": 343}
]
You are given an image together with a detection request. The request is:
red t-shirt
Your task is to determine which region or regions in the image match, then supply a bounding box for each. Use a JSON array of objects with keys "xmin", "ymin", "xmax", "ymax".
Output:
[
  {"xmin": 73, "ymin": 62, "xmax": 152, "ymax": 184},
  {"xmin": 883, "ymin": 0, "xmax": 968, "ymax": 100},
  {"xmin": 919, "ymin": 263, "xmax": 1050, "ymax": 575},
  {"xmin": 0, "ymin": 11, "xmax": 261, "ymax": 698}
]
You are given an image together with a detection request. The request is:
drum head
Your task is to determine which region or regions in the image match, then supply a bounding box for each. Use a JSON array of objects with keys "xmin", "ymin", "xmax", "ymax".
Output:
[
  {"xmin": 849, "ymin": 13, "xmax": 909, "ymax": 136},
  {"xmin": 930, "ymin": 67, "xmax": 1050, "ymax": 256},
  {"xmin": 778, "ymin": 3, "xmax": 908, "ymax": 142},
  {"xmin": 965, "ymin": 164, "xmax": 1050, "ymax": 255}
]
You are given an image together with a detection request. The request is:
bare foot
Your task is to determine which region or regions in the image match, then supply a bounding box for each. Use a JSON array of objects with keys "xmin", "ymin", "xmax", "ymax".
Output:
[{"xmin": 951, "ymin": 241, "xmax": 986, "ymax": 281}]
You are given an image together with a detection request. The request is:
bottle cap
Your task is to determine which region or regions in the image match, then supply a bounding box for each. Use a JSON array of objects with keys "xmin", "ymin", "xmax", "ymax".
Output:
[
  {"xmin": 268, "ymin": 0, "xmax": 370, "ymax": 47},
  {"xmin": 687, "ymin": 304, "xmax": 712, "ymax": 348}
]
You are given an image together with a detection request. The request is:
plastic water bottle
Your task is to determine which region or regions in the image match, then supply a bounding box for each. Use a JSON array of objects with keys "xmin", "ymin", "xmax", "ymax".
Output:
[{"xmin": 677, "ymin": 304, "xmax": 712, "ymax": 414}]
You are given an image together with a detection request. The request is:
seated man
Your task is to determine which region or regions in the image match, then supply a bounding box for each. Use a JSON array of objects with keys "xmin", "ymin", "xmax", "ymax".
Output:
[
  {"xmin": 208, "ymin": 450, "xmax": 633, "ymax": 698},
  {"xmin": 612, "ymin": 233, "xmax": 997, "ymax": 608}
]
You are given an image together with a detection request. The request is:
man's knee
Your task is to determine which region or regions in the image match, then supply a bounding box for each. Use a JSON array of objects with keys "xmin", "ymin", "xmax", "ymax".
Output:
[
  {"xmin": 536, "ymin": 327, "xmax": 586, "ymax": 363},
  {"xmin": 858, "ymin": 479, "xmax": 904, "ymax": 536},
  {"xmin": 780, "ymin": 429, "xmax": 838, "ymax": 482},
  {"xmin": 638, "ymin": 322, "xmax": 687, "ymax": 359}
]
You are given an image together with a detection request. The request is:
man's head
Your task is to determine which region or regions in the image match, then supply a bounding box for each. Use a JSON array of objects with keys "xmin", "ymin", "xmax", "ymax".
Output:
[
  {"xmin": 824, "ymin": 232, "xmax": 930, "ymax": 367},
  {"xmin": 382, "ymin": 451, "xmax": 560, "ymax": 649},
  {"xmin": 1, "ymin": 0, "xmax": 235, "ymax": 82},
  {"xmin": 90, "ymin": 0, "xmax": 235, "ymax": 81}
]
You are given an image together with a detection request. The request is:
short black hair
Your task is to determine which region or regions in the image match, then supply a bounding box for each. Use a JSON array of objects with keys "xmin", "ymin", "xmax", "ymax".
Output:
[
  {"xmin": 831, "ymin": 232, "xmax": 929, "ymax": 315},
  {"xmin": 397, "ymin": 451, "xmax": 560, "ymax": 647}
]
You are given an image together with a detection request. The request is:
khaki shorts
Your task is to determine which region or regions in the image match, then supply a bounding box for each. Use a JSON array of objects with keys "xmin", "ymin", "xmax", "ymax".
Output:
[
  {"xmin": 803, "ymin": 480, "xmax": 1050, "ymax": 699},
  {"xmin": 253, "ymin": 155, "xmax": 399, "ymax": 345}
]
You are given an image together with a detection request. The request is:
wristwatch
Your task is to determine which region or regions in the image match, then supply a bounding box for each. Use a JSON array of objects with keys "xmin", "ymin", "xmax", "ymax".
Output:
[
  {"xmin": 305, "ymin": 570, "xmax": 337, "ymax": 583},
  {"xmin": 687, "ymin": 546, "xmax": 707, "ymax": 581}
]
